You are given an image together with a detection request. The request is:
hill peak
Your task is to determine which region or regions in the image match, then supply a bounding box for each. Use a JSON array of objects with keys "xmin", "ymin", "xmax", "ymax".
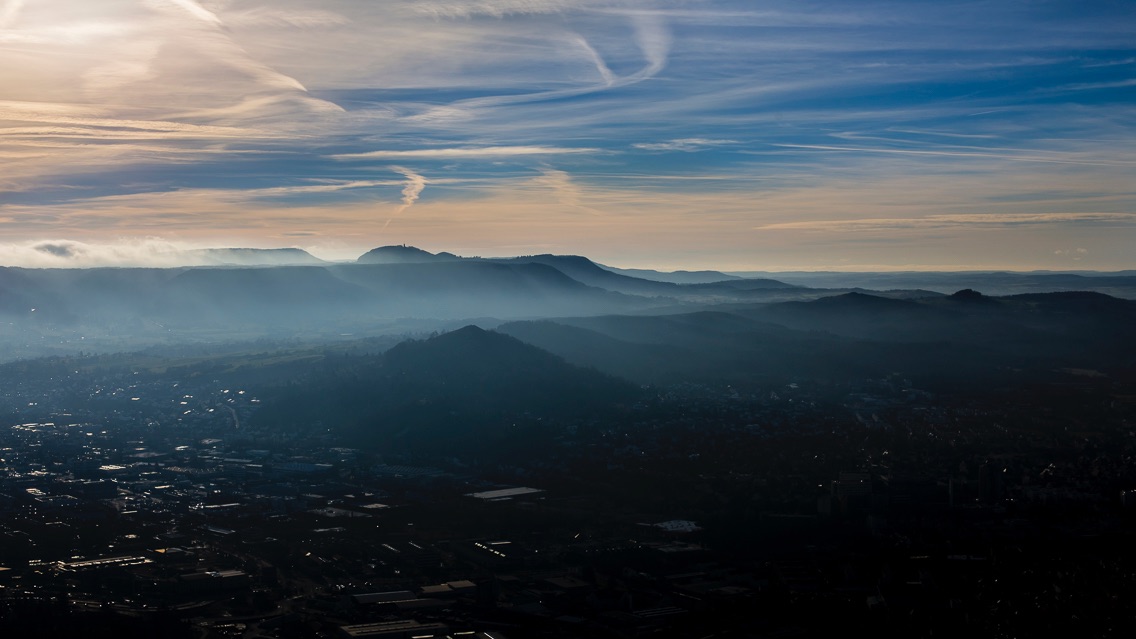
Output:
[
  {"xmin": 387, "ymin": 325, "xmax": 539, "ymax": 363},
  {"xmin": 948, "ymin": 288, "xmax": 996, "ymax": 303},
  {"xmin": 818, "ymin": 291, "xmax": 915, "ymax": 306},
  {"xmin": 356, "ymin": 245, "xmax": 461, "ymax": 264}
]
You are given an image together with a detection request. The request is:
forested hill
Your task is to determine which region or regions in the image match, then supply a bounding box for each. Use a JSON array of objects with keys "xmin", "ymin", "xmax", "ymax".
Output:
[{"xmin": 251, "ymin": 326, "xmax": 639, "ymax": 457}]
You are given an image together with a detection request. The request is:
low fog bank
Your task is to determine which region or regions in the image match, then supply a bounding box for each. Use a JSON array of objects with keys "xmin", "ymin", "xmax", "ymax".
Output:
[{"xmin": 0, "ymin": 240, "xmax": 334, "ymax": 268}]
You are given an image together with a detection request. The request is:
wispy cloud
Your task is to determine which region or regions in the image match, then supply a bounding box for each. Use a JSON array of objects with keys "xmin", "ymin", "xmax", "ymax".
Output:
[
  {"xmin": 524, "ymin": 168, "xmax": 608, "ymax": 215},
  {"xmin": 766, "ymin": 143, "xmax": 1136, "ymax": 168},
  {"xmin": 633, "ymin": 138, "xmax": 737, "ymax": 152},
  {"xmin": 225, "ymin": 7, "xmax": 348, "ymax": 29},
  {"xmin": 628, "ymin": 11, "xmax": 669, "ymax": 78},
  {"xmin": 1, "ymin": 1, "xmax": 1134, "ymax": 270},
  {"xmin": 1043, "ymin": 78, "xmax": 1136, "ymax": 93},
  {"xmin": 568, "ymin": 32, "xmax": 616, "ymax": 86},
  {"xmin": 331, "ymin": 146, "xmax": 599, "ymax": 160},
  {"xmin": 410, "ymin": 0, "xmax": 578, "ymax": 19},
  {"xmin": 755, "ymin": 213, "xmax": 1136, "ymax": 232},
  {"xmin": 245, "ymin": 180, "xmax": 397, "ymax": 199},
  {"xmin": 1054, "ymin": 247, "xmax": 1089, "ymax": 256},
  {"xmin": 164, "ymin": 0, "xmax": 223, "ymax": 26},
  {"xmin": 391, "ymin": 167, "xmax": 428, "ymax": 212}
]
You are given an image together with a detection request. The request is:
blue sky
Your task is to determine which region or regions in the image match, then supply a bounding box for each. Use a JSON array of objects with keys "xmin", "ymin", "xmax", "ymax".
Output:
[{"xmin": 1, "ymin": 0, "xmax": 1134, "ymax": 269}]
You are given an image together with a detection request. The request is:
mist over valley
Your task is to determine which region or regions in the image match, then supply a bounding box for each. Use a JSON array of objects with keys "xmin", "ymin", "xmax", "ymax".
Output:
[{"xmin": 2, "ymin": 246, "xmax": 1135, "ymax": 638}]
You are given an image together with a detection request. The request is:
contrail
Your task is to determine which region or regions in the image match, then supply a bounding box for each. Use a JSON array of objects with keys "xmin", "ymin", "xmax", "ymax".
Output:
[
  {"xmin": 625, "ymin": 12, "xmax": 670, "ymax": 82},
  {"xmin": 569, "ymin": 33, "xmax": 615, "ymax": 86},
  {"xmin": 383, "ymin": 166, "xmax": 428, "ymax": 230},
  {"xmin": 392, "ymin": 166, "xmax": 427, "ymax": 213},
  {"xmin": 166, "ymin": 0, "xmax": 224, "ymax": 26}
]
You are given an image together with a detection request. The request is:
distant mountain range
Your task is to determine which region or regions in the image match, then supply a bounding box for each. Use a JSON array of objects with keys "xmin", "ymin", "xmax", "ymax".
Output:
[
  {"xmin": 499, "ymin": 289, "xmax": 1136, "ymax": 389},
  {"xmin": 187, "ymin": 247, "xmax": 329, "ymax": 266},
  {"xmin": 1, "ymin": 244, "xmax": 1134, "ymax": 363},
  {"xmin": 354, "ymin": 246, "xmax": 793, "ymax": 297},
  {"xmin": 730, "ymin": 269, "xmax": 1136, "ymax": 298},
  {"xmin": 598, "ymin": 264, "xmax": 741, "ymax": 284}
]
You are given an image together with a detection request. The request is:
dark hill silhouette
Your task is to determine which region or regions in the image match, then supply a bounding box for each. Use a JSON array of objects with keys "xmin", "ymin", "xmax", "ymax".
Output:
[
  {"xmin": 550, "ymin": 311, "xmax": 792, "ymax": 349},
  {"xmin": 804, "ymin": 291, "xmax": 926, "ymax": 310},
  {"xmin": 743, "ymin": 290, "xmax": 1133, "ymax": 358},
  {"xmin": 501, "ymin": 290, "xmax": 1136, "ymax": 389},
  {"xmin": 728, "ymin": 270, "xmax": 1136, "ymax": 298},
  {"xmin": 500, "ymin": 310, "xmax": 935, "ymax": 386},
  {"xmin": 947, "ymin": 288, "xmax": 998, "ymax": 304},
  {"xmin": 497, "ymin": 320, "xmax": 690, "ymax": 384},
  {"xmin": 744, "ymin": 292, "xmax": 964, "ymax": 341},
  {"xmin": 499, "ymin": 313, "xmax": 1000, "ymax": 388},
  {"xmin": 994, "ymin": 292, "xmax": 1136, "ymax": 361},
  {"xmin": 1003, "ymin": 290, "xmax": 1135, "ymax": 311},
  {"xmin": 253, "ymin": 326, "xmax": 639, "ymax": 456}
]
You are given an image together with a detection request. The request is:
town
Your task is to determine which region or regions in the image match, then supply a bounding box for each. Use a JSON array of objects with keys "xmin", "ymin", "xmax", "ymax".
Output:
[{"xmin": 2, "ymin": 349, "xmax": 1134, "ymax": 638}]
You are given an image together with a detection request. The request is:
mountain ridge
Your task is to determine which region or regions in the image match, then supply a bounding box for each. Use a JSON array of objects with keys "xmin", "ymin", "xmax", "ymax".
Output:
[{"xmin": 188, "ymin": 247, "xmax": 327, "ymax": 266}]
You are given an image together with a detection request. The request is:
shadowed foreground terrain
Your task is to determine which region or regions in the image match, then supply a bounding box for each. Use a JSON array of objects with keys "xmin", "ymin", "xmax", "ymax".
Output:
[{"xmin": 1, "ymin": 250, "xmax": 1135, "ymax": 637}]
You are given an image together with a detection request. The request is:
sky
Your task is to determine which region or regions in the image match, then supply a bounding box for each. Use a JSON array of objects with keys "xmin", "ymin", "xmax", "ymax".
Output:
[{"xmin": 1, "ymin": 0, "xmax": 1134, "ymax": 271}]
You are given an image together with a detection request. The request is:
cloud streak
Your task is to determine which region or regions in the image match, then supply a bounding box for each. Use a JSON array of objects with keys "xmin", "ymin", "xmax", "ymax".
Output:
[
  {"xmin": 633, "ymin": 138, "xmax": 737, "ymax": 152},
  {"xmin": 163, "ymin": 0, "xmax": 223, "ymax": 25},
  {"xmin": 1, "ymin": 1, "xmax": 1134, "ymax": 270},
  {"xmin": 766, "ymin": 143, "xmax": 1136, "ymax": 168},
  {"xmin": 411, "ymin": 0, "xmax": 578, "ymax": 19},
  {"xmin": 392, "ymin": 167, "xmax": 427, "ymax": 212},
  {"xmin": 755, "ymin": 213, "xmax": 1136, "ymax": 232},
  {"xmin": 331, "ymin": 146, "xmax": 599, "ymax": 160}
]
